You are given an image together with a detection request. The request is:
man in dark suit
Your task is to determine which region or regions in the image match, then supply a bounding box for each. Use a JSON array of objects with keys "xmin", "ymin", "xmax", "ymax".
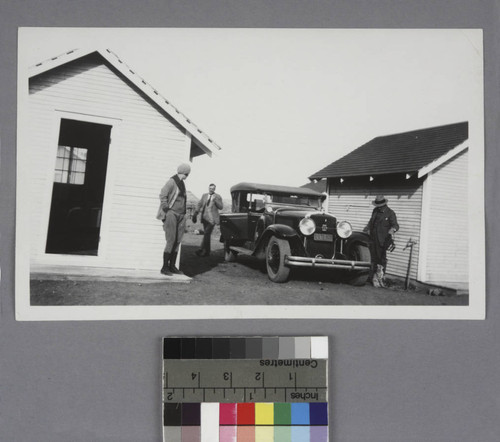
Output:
[
  {"xmin": 367, "ymin": 195, "xmax": 399, "ymax": 287},
  {"xmin": 192, "ymin": 183, "xmax": 223, "ymax": 257}
]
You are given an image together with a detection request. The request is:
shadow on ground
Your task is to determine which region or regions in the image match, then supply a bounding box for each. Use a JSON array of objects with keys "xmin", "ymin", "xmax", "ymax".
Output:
[{"xmin": 180, "ymin": 244, "xmax": 225, "ymax": 277}]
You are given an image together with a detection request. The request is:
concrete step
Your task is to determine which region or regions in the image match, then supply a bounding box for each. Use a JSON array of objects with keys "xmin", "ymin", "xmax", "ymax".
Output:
[{"xmin": 30, "ymin": 265, "xmax": 191, "ymax": 284}]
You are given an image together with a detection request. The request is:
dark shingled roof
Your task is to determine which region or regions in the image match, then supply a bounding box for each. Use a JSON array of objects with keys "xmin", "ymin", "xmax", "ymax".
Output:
[{"xmin": 310, "ymin": 122, "xmax": 468, "ymax": 180}]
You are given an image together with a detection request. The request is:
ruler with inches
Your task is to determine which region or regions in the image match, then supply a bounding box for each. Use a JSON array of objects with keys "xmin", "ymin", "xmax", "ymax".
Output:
[{"xmin": 162, "ymin": 336, "xmax": 328, "ymax": 442}]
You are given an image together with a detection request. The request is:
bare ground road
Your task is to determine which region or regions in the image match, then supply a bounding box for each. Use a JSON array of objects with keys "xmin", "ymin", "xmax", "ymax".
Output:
[{"xmin": 30, "ymin": 232, "xmax": 468, "ymax": 307}]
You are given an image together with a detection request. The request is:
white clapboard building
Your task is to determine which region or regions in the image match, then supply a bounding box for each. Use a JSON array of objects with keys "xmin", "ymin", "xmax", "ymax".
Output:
[
  {"xmin": 25, "ymin": 48, "xmax": 219, "ymax": 273},
  {"xmin": 310, "ymin": 122, "xmax": 469, "ymax": 289}
]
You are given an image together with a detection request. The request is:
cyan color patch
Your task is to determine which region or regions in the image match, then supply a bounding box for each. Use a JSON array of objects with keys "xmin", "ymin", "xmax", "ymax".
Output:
[
  {"xmin": 291, "ymin": 403, "xmax": 310, "ymax": 425},
  {"xmin": 291, "ymin": 425, "xmax": 310, "ymax": 442}
]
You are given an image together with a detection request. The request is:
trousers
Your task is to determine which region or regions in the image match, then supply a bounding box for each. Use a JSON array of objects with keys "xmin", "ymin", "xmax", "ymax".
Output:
[
  {"xmin": 163, "ymin": 211, "xmax": 186, "ymax": 253},
  {"xmin": 201, "ymin": 219, "xmax": 215, "ymax": 253}
]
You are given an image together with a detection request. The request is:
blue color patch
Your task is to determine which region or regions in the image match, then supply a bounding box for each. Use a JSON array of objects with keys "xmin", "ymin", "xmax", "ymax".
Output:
[
  {"xmin": 291, "ymin": 425, "xmax": 310, "ymax": 442},
  {"xmin": 291, "ymin": 403, "xmax": 310, "ymax": 425},
  {"xmin": 309, "ymin": 402, "xmax": 328, "ymax": 425}
]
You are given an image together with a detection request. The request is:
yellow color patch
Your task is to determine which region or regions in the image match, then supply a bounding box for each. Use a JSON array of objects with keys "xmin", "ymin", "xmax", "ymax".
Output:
[
  {"xmin": 255, "ymin": 426, "xmax": 274, "ymax": 441},
  {"xmin": 255, "ymin": 402, "xmax": 274, "ymax": 425}
]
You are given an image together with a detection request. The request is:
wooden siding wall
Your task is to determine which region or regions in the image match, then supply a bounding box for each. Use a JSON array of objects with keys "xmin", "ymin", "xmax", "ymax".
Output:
[
  {"xmin": 328, "ymin": 178, "xmax": 423, "ymax": 280},
  {"xmin": 423, "ymin": 149, "xmax": 468, "ymax": 283},
  {"xmin": 28, "ymin": 56, "xmax": 189, "ymax": 270}
]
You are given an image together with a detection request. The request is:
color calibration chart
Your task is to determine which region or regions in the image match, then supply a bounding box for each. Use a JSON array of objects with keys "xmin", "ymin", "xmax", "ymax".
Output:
[{"xmin": 162, "ymin": 336, "xmax": 328, "ymax": 442}]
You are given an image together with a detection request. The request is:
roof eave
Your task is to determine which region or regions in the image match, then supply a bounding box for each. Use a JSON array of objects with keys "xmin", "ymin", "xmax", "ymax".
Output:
[
  {"xmin": 28, "ymin": 47, "xmax": 221, "ymax": 156},
  {"xmin": 417, "ymin": 140, "xmax": 468, "ymax": 178}
]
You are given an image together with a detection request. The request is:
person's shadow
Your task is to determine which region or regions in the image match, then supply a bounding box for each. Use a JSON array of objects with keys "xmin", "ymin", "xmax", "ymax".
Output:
[{"xmin": 180, "ymin": 244, "xmax": 224, "ymax": 277}]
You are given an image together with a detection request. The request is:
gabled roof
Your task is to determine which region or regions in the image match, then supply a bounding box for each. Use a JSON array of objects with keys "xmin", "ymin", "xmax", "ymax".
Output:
[
  {"xmin": 29, "ymin": 48, "xmax": 221, "ymax": 157},
  {"xmin": 310, "ymin": 122, "xmax": 468, "ymax": 180}
]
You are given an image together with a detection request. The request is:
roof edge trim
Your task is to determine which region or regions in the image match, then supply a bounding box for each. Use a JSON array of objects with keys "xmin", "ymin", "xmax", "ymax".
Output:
[
  {"xmin": 417, "ymin": 140, "xmax": 469, "ymax": 178},
  {"xmin": 28, "ymin": 47, "xmax": 221, "ymax": 155}
]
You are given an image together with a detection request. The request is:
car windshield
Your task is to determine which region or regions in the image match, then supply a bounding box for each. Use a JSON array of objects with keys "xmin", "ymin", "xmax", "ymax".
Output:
[
  {"xmin": 272, "ymin": 194, "xmax": 322, "ymax": 208},
  {"xmin": 233, "ymin": 192, "xmax": 321, "ymax": 211}
]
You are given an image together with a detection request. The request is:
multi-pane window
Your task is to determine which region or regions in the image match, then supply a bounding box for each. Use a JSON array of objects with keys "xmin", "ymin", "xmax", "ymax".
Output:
[{"xmin": 54, "ymin": 145, "xmax": 88, "ymax": 185}]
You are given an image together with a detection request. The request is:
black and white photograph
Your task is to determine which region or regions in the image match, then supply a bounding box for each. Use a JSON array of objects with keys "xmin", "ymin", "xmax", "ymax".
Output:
[{"xmin": 16, "ymin": 27, "xmax": 485, "ymax": 320}]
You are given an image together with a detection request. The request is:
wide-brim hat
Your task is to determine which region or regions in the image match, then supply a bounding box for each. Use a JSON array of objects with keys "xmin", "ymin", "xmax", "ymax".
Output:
[{"xmin": 372, "ymin": 195, "xmax": 387, "ymax": 207}]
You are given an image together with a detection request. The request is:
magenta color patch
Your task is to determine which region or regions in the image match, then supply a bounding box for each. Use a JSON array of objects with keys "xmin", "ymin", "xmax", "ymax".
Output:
[
  {"xmin": 219, "ymin": 425, "xmax": 237, "ymax": 442},
  {"xmin": 219, "ymin": 403, "xmax": 237, "ymax": 425}
]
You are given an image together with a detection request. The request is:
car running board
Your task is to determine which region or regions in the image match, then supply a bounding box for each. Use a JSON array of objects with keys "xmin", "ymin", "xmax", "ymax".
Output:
[{"xmin": 229, "ymin": 246, "xmax": 254, "ymax": 255}]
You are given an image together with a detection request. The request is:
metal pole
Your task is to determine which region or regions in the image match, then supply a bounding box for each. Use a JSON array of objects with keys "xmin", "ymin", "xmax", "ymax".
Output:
[{"xmin": 404, "ymin": 239, "xmax": 416, "ymax": 290}]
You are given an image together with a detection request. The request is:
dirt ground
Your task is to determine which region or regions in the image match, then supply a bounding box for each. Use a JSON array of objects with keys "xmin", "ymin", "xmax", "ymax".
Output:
[{"xmin": 30, "ymin": 231, "xmax": 468, "ymax": 306}]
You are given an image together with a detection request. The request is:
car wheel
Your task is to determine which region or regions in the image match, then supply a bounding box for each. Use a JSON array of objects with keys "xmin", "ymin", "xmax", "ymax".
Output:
[
  {"xmin": 345, "ymin": 243, "xmax": 371, "ymax": 286},
  {"xmin": 266, "ymin": 236, "xmax": 291, "ymax": 283}
]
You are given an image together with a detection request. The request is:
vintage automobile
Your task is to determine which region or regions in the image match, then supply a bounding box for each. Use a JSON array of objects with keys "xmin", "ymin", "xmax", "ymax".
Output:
[{"xmin": 219, "ymin": 182, "xmax": 372, "ymax": 284}]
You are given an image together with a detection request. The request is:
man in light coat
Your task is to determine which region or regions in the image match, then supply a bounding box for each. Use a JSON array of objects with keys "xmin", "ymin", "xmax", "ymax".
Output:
[
  {"xmin": 156, "ymin": 163, "xmax": 191, "ymax": 275},
  {"xmin": 192, "ymin": 183, "xmax": 223, "ymax": 257}
]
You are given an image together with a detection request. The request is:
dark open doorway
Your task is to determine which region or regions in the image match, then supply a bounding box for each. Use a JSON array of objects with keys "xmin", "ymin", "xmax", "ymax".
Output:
[{"xmin": 45, "ymin": 118, "xmax": 111, "ymax": 255}]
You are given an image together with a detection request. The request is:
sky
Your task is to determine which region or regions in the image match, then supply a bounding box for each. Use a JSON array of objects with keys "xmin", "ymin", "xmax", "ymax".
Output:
[{"xmin": 18, "ymin": 28, "xmax": 484, "ymax": 199}]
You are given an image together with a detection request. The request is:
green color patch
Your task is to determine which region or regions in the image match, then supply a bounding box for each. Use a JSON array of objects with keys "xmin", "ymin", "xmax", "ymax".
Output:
[{"xmin": 274, "ymin": 402, "xmax": 291, "ymax": 425}]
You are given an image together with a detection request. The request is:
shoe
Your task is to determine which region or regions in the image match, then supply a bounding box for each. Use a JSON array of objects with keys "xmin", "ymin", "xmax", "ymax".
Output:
[
  {"xmin": 160, "ymin": 252, "xmax": 172, "ymax": 275},
  {"xmin": 376, "ymin": 265, "xmax": 386, "ymax": 288},
  {"xmin": 169, "ymin": 252, "xmax": 184, "ymax": 275}
]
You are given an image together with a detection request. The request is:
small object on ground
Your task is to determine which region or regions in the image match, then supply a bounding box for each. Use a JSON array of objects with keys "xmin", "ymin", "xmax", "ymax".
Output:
[{"xmin": 428, "ymin": 288, "xmax": 443, "ymax": 296}]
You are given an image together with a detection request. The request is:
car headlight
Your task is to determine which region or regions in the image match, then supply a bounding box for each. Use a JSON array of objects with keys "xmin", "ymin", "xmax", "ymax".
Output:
[
  {"xmin": 299, "ymin": 217, "xmax": 316, "ymax": 236},
  {"xmin": 337, "ymin": 221, "xmax": 352, "ymax": 238}
]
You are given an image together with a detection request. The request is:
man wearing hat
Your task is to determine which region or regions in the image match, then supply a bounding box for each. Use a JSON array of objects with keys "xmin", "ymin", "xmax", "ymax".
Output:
[
  {"xmin": 156, "ymin": 163, "xmax": 191, "ymax": 276},
  {"xmin": 367, "ymin": 195, "xmax": 399, "ymax": 287}
]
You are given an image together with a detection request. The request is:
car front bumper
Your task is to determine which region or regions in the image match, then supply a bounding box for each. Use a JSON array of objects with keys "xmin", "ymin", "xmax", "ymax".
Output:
[{"xmin": 285, "ymin": 256, "xmax": 371, "ymax": 271}]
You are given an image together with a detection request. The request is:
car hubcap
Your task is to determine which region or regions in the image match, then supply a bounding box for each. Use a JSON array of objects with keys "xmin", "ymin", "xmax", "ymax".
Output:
[{"xmin": 268, "ymin": 244, "xmax": 280, "ymax": 273}]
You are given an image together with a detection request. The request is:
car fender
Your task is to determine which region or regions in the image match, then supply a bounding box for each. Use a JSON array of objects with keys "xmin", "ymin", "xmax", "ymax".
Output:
[
  {"xmin": 345, "ymin": 231, "xmax": 372, "ymax": 253},
  {"xmin": 254, "ymin": 224, "xmax": 305, "ymax": 257}
]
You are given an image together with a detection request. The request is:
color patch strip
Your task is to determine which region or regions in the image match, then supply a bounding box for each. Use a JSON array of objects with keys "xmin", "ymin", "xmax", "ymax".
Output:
[{"xmin": 163, "ymin": 337, "xmax": 328, "ymax": 359}]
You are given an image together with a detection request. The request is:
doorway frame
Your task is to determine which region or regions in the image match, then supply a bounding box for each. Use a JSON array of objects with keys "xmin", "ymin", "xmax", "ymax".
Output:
[{"xmin": 37, "ymin": 110, "xmax": 121, "ymax": 267}]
